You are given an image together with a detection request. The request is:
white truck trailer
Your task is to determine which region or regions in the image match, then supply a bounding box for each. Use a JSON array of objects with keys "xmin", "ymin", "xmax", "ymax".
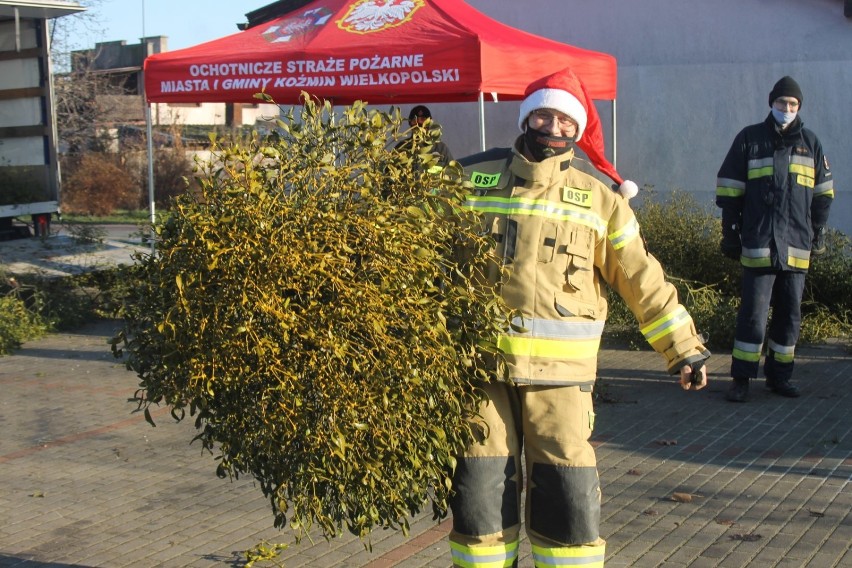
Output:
[{"xmin": 0, "ymin": 0, "xmax": 84, "ymax": 239}]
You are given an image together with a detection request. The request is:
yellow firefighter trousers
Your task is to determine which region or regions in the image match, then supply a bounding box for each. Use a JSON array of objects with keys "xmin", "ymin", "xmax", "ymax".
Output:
[{"xmin": 449, "ymin": 381, "xmax": 606, "ymax": 567}]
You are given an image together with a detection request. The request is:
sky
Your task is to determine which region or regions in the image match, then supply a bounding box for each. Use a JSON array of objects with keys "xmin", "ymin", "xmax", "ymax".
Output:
[{"xmin": 76, "ymin": 0, "xmax": 262, "ymax": 52}]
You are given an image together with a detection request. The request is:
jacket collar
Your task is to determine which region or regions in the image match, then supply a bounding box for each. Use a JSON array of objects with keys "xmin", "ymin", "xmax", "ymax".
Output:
[{"xmin": 511, "ymin": 136, "xmax": 575, "ymax": 184}]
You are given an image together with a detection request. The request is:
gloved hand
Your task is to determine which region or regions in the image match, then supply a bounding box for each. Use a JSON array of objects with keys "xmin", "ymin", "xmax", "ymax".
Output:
[
  {"xmin": 720, "ymin": 232, "xmax": 740, "ymax": 260},
  {"xmin": 679, "ymin": 359, "xmax": 707, "ymax": 391},
  {"xmin": 811, "ymin": 226, "xmax": 827, "ymax": 257},
  {"xmin": 720, "ymin": 209, "xmax": 742, "ymax": 261}
]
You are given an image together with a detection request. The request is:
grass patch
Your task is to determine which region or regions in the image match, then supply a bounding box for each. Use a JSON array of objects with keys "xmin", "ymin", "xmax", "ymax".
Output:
[{"xmin": 59, "ymin": 209, "xmax": 152, "ymax": 224}]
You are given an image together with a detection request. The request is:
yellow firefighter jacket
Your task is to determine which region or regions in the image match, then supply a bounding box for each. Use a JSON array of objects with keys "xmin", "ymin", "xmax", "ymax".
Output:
[{"xmin": 460, "ymin": 142, "xmax": 709, "ymax": 386}]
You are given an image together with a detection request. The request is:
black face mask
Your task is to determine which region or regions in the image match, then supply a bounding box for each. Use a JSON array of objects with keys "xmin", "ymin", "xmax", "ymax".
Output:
[{"xmin": 523, "ymin": 126, "xmax": 575, "ymax": 162}]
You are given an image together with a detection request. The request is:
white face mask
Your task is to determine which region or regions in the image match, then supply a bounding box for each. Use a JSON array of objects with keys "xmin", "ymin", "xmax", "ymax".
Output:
[{"xmin": 771, "ymin": 108, "xmax": 797, "ymax": 127}]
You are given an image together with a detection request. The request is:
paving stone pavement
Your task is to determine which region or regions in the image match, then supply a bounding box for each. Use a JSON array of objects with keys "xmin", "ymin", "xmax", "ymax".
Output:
[{"xmin": 0, "ymin": 320, "xmax": 850, "ymax": 568}]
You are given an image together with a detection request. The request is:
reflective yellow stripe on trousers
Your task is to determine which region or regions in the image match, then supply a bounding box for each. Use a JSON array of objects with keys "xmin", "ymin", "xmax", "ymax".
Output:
[
  {"xmin": 451, "ymin": 541, "xmax": 519, "ymax": 568},
  {"xmin": 531, "ymin": 543, "xmax": 606, "ymax": 567}
]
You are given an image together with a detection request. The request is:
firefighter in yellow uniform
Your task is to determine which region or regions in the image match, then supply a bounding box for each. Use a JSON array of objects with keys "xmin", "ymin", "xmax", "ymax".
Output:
[{"xmin": 449, "ymin": 67, "xmax": 710, "ymax": 568}]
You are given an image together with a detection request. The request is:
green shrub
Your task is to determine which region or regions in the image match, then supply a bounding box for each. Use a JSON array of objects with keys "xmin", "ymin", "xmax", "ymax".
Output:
[
  {"xmin": 0, "ymin": 265, "xmax": 134, "ymax": 343},
  {"xmin": 604, "ymin": 190, "xmax": 851, "ymax": 350},
  {"xmin": 74, "ymin": 265, "xmax": 141, "ymax": 320},
  {"xmin": 633, "ymin": 190, "xmax": 741, "ymax": 295},
  {"xmin": 24, "ymin": 278, "xmax": 93, "ymax": 331},
  {"xmin": 799, "ymin": 302, "xmax": 851, "ymax": 344},
  {"xmin": 61, "ymin": 153, "xmax": 139, "ymax": 215},
  {"xmin": 137, "ymin": 128, "xmax": 199, "ymax": 210},
  {"xmin": 113, "ymin": 96, "xmax": 511, "ymax": 542},
  {"xmin": 33, "ymin": 267, "xmax": 140, "ymax": 328},
  {"xmin": 0, "ymin": 293, "xmax": 47, "ymax": 355},
  {"xmin": 151, "ymin": 147, "xmax": 197, "ymax": 209},
  {"xmin": 806, "ymin": 228, "xmax": 852, "ymax": 313}
]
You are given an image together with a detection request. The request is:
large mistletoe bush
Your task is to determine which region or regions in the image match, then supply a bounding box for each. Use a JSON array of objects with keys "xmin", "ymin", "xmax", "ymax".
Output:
[{"xmin": 113, "ymin": 96, "xmax": 510, "ymax": 542}]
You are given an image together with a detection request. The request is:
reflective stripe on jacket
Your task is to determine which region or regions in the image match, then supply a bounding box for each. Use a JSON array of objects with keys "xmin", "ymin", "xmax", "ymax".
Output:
[
  {"xmin": 716, "ymin": 113, "xmax": 834, "ymax": 272},
  {"xmin": 459, "ymin": 142, "xmax": 708, "ymax": 386}
]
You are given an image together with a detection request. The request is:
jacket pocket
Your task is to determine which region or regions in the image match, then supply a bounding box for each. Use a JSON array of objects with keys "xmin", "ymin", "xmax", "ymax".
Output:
[
  {"xmin": 554, "ymin": 291, "xmax": 599, "ymax": 320},
  {"xmin": 562, "ymin": 226, "xmax": 594, "ymax": 296}
]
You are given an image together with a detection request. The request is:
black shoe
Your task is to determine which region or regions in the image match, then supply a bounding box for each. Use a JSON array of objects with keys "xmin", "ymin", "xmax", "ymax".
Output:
[
  {"xmin": 726, "ymin": 377, "xmax": 749, "ymax": 402},
  {"xmin": 766, "ymin": 378, "xmax": 801, "ymax": 398}
]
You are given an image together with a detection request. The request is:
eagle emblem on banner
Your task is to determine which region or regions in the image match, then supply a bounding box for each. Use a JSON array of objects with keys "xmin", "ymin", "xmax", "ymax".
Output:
[
  {"xmin": 337, "ymin": 0, "xmax": 424, "ymax": 34},
  {"xmin": 262, "ymin": 7, "xmax": 333, "ymax": 43}
]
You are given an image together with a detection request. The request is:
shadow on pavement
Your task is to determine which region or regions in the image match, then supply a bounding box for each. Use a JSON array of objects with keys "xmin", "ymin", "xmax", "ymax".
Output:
[
  {"xmin": 591, "ymin": 346, "xmax": 851, "ymax": 481},
  {"xmin": 0, "ymin": 556, "xmax": 96, "ymax": 567}
]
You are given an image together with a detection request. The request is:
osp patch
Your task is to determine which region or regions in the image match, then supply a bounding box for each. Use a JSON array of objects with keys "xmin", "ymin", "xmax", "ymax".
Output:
[
  {"xmin": 470, "ymin": 171, "xmax": 501, "ymax": 188},
  {"xmin": 562, "ymin": 186, "xmax": 592, "ymax": 208}
]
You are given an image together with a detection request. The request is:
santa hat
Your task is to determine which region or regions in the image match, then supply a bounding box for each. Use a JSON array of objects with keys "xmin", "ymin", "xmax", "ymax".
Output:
[{"xmin": 518, "ymin": 66, "xmax": 638, "ymax": 199}]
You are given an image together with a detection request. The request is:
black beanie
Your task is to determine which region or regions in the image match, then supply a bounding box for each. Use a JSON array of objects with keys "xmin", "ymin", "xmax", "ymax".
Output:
[
  {"xmin": 408, "ymin": 105, "xmax": 431, "ymax": 121},
  {"xmin": 769, "ymin": 76, "xmax": 803, "ymax": 107}
]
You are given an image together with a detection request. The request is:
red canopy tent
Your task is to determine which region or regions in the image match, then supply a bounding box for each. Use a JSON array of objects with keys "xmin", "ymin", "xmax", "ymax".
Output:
[
  {"xmin": 143, "ymin": 0, "xmax": 617, "ymax": 106},
  {"xmin": 141, "ymin": 0, "xmax": 619, "ymax": 225}
]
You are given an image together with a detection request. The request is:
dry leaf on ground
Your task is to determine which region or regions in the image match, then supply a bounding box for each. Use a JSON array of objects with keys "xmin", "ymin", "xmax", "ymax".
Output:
[
  {"xmin": 729, "ymin": 533, "xmax": 762, "ymax": 542},
  {"xmin": 671, "ymin": 492, "xmax": 700, "ymax": 503}
]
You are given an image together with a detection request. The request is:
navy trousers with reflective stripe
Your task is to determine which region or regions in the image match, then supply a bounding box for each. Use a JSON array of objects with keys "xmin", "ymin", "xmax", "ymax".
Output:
[{"xmin": 731, "ymin": 269, "xmax": 806, "ymax": 382}]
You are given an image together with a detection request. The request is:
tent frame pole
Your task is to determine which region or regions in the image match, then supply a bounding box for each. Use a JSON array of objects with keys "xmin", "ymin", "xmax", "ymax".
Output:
[
  {"xmin": 145, "ymin": 102, "xmax": 156, "ymax": 253},
  {"xmin": 612, "ymin": 99, "xmax": 617, "ymax": 168},
  {"xmin": 478, "ymin": 92, "xmax": 486, "ymax": 152}
]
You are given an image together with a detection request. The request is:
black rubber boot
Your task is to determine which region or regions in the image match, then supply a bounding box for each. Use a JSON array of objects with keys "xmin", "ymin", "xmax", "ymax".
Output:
[
  {"xmin": 766, "ymin": 377, "xmax": 801, "ymax": 398},
  {"xmin": 726, "ymin": 377, "xmax": 750, "ymax": 402}
]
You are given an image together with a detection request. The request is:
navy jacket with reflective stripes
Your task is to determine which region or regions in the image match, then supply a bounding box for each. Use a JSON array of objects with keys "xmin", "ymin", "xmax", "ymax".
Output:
[{"xmin": 716, "ymin": 113, "xmax": 833, "ymax": 272}]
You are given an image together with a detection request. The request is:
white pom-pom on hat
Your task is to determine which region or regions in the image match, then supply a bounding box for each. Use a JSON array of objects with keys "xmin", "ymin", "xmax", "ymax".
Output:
[{"xmin": 618, "ymin": 180, "xmax": 639, "ymax": 200}]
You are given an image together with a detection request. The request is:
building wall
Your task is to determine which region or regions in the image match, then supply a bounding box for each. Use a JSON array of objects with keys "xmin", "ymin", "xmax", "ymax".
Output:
[
  {"xmin": 76, "ymin": 38, "xmax": 281, "ymax": 129},
  {"xmin": 152, "ymin": 102, "xmax": 280, "ymax": 127},
  {"xmin": 426, "ymin": 0, "xmax": 852, "ymax": 235}
]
